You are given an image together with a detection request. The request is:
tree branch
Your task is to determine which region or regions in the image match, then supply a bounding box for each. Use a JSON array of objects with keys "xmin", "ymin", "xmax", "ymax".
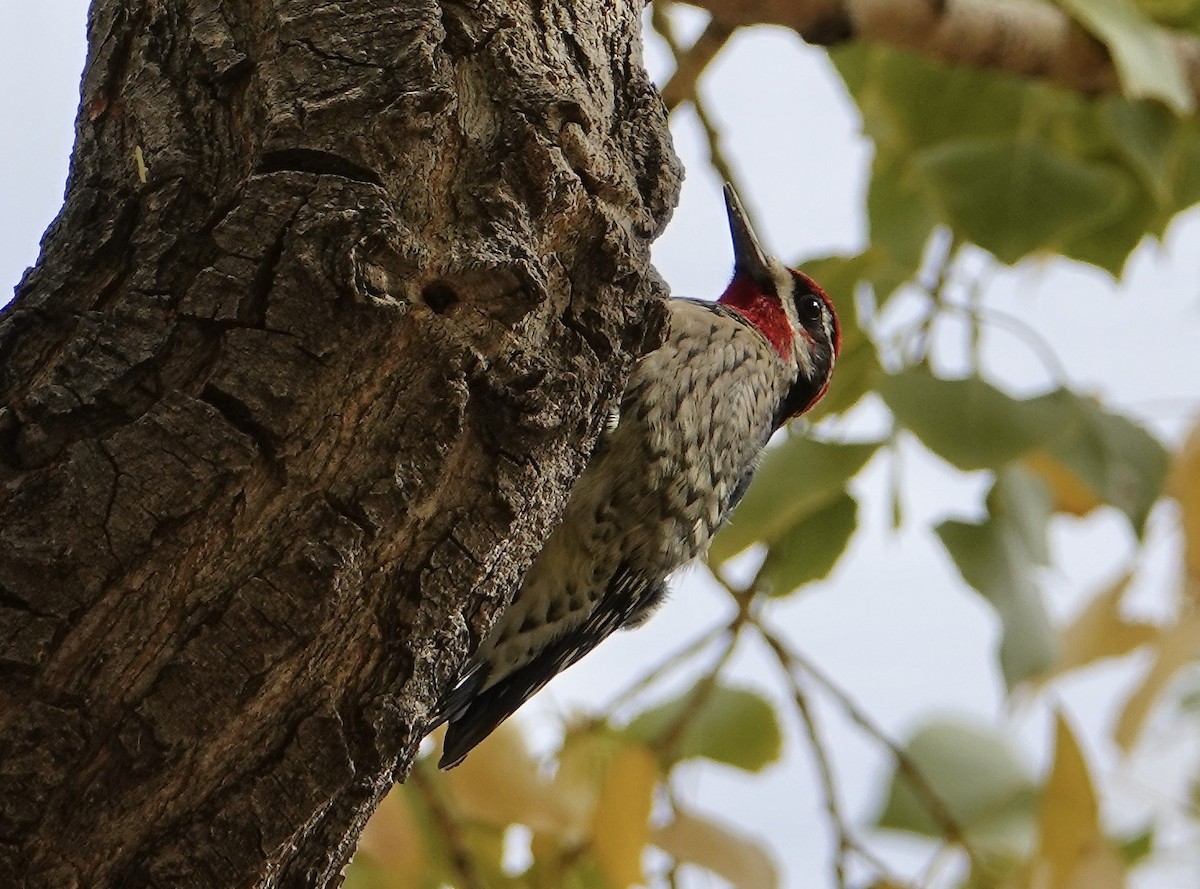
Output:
[
  {"xmin": 410, "ymin": 764, "xmax": 489, "ymax": 889},
  {"xmin": 684, "ymin": 0, "xmax": 1200, "ymax": 105},
  {"xmin": 755, "ymin": 620, "xmax": 986, "ymax": 876},
  {"xmin": 757, "ymin": 627, "xmax": 911, "ymax": 889},
  {"xmin": 649, "ymin": 3, "xmax": 750, "ymax": 203},
  {"xmin": 654, "ymin": 8, "xmax": 735, "ymax": 112}
]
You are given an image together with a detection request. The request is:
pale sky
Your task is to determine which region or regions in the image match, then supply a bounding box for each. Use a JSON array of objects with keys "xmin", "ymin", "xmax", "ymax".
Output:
[{"xmin": 3, "ymin": 5, "xmax": 1199, "ymax": 887}]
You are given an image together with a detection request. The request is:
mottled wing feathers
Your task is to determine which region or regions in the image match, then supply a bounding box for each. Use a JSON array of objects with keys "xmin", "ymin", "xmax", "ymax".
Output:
[
  {"xmin": 429, "ymin": 295, "xmax": 810, "ymax": 768},
  {"xmin": 671, "ymin": 296, "xmax": 746, "ymax": 324},
  {"xmin": 438, "ymin": 564, "xmax": 660, "ymax": 769}
]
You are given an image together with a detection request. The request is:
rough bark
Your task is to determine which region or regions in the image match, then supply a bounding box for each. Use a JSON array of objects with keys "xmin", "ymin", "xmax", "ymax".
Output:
[{"xmin": 0, "ymin": 0, "xmax": 680, "ymax": 886}]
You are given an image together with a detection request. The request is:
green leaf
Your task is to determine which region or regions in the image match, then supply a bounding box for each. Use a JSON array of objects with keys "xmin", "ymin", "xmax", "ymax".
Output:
[
  {"xmin": 876, "ymin": 717, "xmax": 1039, "ymax": 864},
  {"xmin": 1115, "ymin": 825, "xmax": 1155, "ymax": 866},
  {"xmin": 986, "ymin": 465, "xmax": 1053, "ymax": 565},
  {"xmin": 880, "ymin": 369, "xmax": 1051, "ymax": 471},
  {"xmin": 1058, "ymin": 176, "xmax": 1158, "ymax": 274},
  {"xmin": 937, "ymin": 470, "xmax": 1060, "ymax": 687},
  {"xmin": 1101, "ymin": 98, "xmax": 1178, "ymax": 200},
  {"xmin": 1030, "ymin": 390, "xmax": 1168, "ymax": 534},
  {"xmin": 867, "ymin": 157, "xmax": 940, "ymax": 285},
  {"xmin": 937, "ymin": 517, "xmax": 1057, "ymax": 687},
  {"xmin": 916, "ymin": 138, "xmax": 1135, "ymax": 266},
  {"xmin": 832, "ymin": 43, "xmax": 1030, "ymax": 151},
  {"xmin": 1135, "ymin": 0, "xmax": 1200, "ymax": 29},
  {"xmin": 756, "ymin": 492, "xmax": 857, "ymax": 597},
  {"xmin": 883, "ymin": 372, "xmax": 1166, "ymax": 535},
  {"xmin": 833, "ymin": 41, "xmax": 1200, "ymax": 273},
  {"xmin": 1059, "ymin": 0, "xmax": 1193, "ymax": 112},
  {"xmin": 624, "ymin": 684, "xmax": 782, "ymax": 773},
  {"xmin": 710, "ymin": 438, "xmax": 879, "ymax": 564},
  {"xmin": 1172, "ymin": 121, "xmax": 1200, "ymax": 208}
]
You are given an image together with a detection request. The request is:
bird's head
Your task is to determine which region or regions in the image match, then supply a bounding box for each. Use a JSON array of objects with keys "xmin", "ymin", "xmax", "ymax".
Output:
[{"xmin": 716, "ymin": 184, "xmax": 840, "ymax": 421}]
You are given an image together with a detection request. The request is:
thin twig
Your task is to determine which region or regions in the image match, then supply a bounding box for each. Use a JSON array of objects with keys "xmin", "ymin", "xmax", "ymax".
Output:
[
  {"xmin": 693, "ymin": 94, "xmax": 745, "ymax": 205},
  {"xmin": 967, "ymin": 269, "xmax": 984, "ymax": 375},
  {"xmin": 666, "ymin": 863, "xmax": 682, "ymax": 889},
  {"xmin": 758, "ymin": 628, "xmax": 907, "ymax": 888},
  {"xmin": 898, "ymin": 238, "xmax": 1068, "ymax": 388},
  {"xmin": 709, "ymin": 572, "xmax": 904, "ymax": 884},
  {"xmin": 409, "ymin": 762, "xmax": 489, "ymax": 889},
  {"xmin": 656, "ymin": 13, "xmax": 736, "ymax": 111},
  {"xmin": 649, "ymin": 0, "xmax": 750, "ymax": 202},
  {"xmin": 917, "ymin": 840, "xmax": 961, "ymax": 889},
  {"xmin": 941, "ymin": 302, "xmax": 1070, "ymax": 385},
  {"xmin": 788, "ymin": 667, "xmax": 851, "ymax": 887},
  {"xmin": 603, "ymin": 622, "xmax": 728, "ymax": 715},
  {"xmin": 755, "ymin": 620, "xmax": 986, "ymax": 876},
  {"xmin": 905, "ymin": 231, "xmax": 959, "ymax": 366},
  {"xmin": 887, "ymin": 418, "xmax": 903, "ymax": 530},
  {"xmin": 653, "ymin": 622, "xmax": 744, "ymax": 762}
]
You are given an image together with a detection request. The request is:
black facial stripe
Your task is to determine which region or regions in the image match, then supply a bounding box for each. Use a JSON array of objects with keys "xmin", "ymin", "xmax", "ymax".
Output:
[
  {"xmin": 793, "ymin": 289, "xmax": 830, "ymax": 348},
  {"xmin": 779, "ymin": 274, "xmax": 838, "ymax": 423},
  {"xmin": 775, "ymin": 376, "xmax": 824, "ymax": 427}
]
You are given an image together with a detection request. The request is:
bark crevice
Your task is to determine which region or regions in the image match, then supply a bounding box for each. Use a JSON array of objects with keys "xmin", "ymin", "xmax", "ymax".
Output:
[{"xmin": 0, "ymin": 0, "xmax": 681, "ymax": 885}]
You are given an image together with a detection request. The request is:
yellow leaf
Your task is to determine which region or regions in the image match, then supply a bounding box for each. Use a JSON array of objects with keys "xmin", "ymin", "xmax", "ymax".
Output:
[
  {"xmin": 589, "ymin": 744, "xmax": 658, "ymax": 889},
  {"xmin": 442, "ymin": 719, "xmax": 579, "ymax": 837},
  {"xmin": 1114, "ymin": 610, "xmax": 1200, "ymax": 752},
  {"xmin": 552, "ymin": 728, "xmax": 627, "ymax": 845},
  {"xmin": 653, "ymin": 808, "xmax": 778, "ymax": 889},
  {"xmin": 1033, "ymin": 713, "xmax": 1124, "ymax": 889},
  {"xmin": 1167, "ymin": 420, "xmax": 1200, "ymax": 597},
  {"xmin": 1024, "ymin": 450, "xmax": 1101, "ymax": 517},
  {"xmin": 1048, "ymin": 573, "xmax": 1157, "ymax": 679},
  {"xmin": 1038, "ymin": 715, "xmax": 1100, "ymax": 871},
  {"xmin": 353, "ymin": 788, "xmax": 427, "ymax": 888}
]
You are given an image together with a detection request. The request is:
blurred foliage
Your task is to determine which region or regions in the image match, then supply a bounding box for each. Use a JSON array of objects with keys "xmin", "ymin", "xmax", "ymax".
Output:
[{"xmin": 349, "ymin": 1, "xmax": 1200, "ymax": 887}]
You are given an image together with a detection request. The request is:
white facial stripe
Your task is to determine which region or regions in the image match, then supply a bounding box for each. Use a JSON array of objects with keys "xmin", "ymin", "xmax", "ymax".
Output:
[{"xmin": 768, "ymin": 258, "xmax": 815, "ymax": 378}]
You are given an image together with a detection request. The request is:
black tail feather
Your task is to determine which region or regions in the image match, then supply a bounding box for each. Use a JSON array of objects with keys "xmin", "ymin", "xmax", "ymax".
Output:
[
  {"xmin": 438, "ymin": 659, "xmax": 559, "ymax": 768},
  {"xmin": 437, "ymin": 564, "xmax": 657, "ymax": 768},
  {"xmin": 427, "ymin": 667, "xmax": 484, "ymax": 735}
]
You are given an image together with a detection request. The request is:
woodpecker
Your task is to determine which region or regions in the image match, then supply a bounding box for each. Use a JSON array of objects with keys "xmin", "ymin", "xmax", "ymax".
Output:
[{"xmin": 431, "ymin": 184, "xmax": 840, "ymax": 768}]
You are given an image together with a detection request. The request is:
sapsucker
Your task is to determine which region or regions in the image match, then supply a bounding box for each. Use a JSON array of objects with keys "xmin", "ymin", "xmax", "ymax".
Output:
[{"xmin": 431, "ymin": 185, "xmax": 841, "ymax": 768}]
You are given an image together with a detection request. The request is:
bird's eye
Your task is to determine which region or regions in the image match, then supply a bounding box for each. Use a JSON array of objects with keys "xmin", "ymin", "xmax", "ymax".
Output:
[{"xmin": 797, "ymin": 294, "xmax": 823, "ymax": 323}]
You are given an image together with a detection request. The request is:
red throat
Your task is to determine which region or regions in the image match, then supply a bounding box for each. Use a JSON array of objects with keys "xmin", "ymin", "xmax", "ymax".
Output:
[{"xmin": 717, "ymin": 275, "xmax": 793, "ymax": 360}]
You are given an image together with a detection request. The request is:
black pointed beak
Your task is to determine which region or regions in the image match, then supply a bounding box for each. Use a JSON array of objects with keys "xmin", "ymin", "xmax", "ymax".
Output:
[{"xmin": 723, "ymin": 183, "xmax": 773, "ymax": 288}]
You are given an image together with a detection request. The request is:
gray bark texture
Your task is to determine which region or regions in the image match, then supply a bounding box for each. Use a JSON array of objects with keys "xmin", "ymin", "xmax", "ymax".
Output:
[{"xmin": 0, "ymin": 0, "xmax": 680, "ymax": 885}]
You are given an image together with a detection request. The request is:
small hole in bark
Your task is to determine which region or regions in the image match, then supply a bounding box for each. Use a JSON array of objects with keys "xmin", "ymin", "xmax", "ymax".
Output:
[{"xmin": 421, "ymin": 281, "xmax": 459, "ymax": 314}]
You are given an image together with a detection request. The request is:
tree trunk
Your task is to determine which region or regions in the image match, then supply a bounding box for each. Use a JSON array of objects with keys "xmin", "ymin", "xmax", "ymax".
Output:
[{"xmin": 0, "ymin": 0, "xmax": 679, "ymax": 885}]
